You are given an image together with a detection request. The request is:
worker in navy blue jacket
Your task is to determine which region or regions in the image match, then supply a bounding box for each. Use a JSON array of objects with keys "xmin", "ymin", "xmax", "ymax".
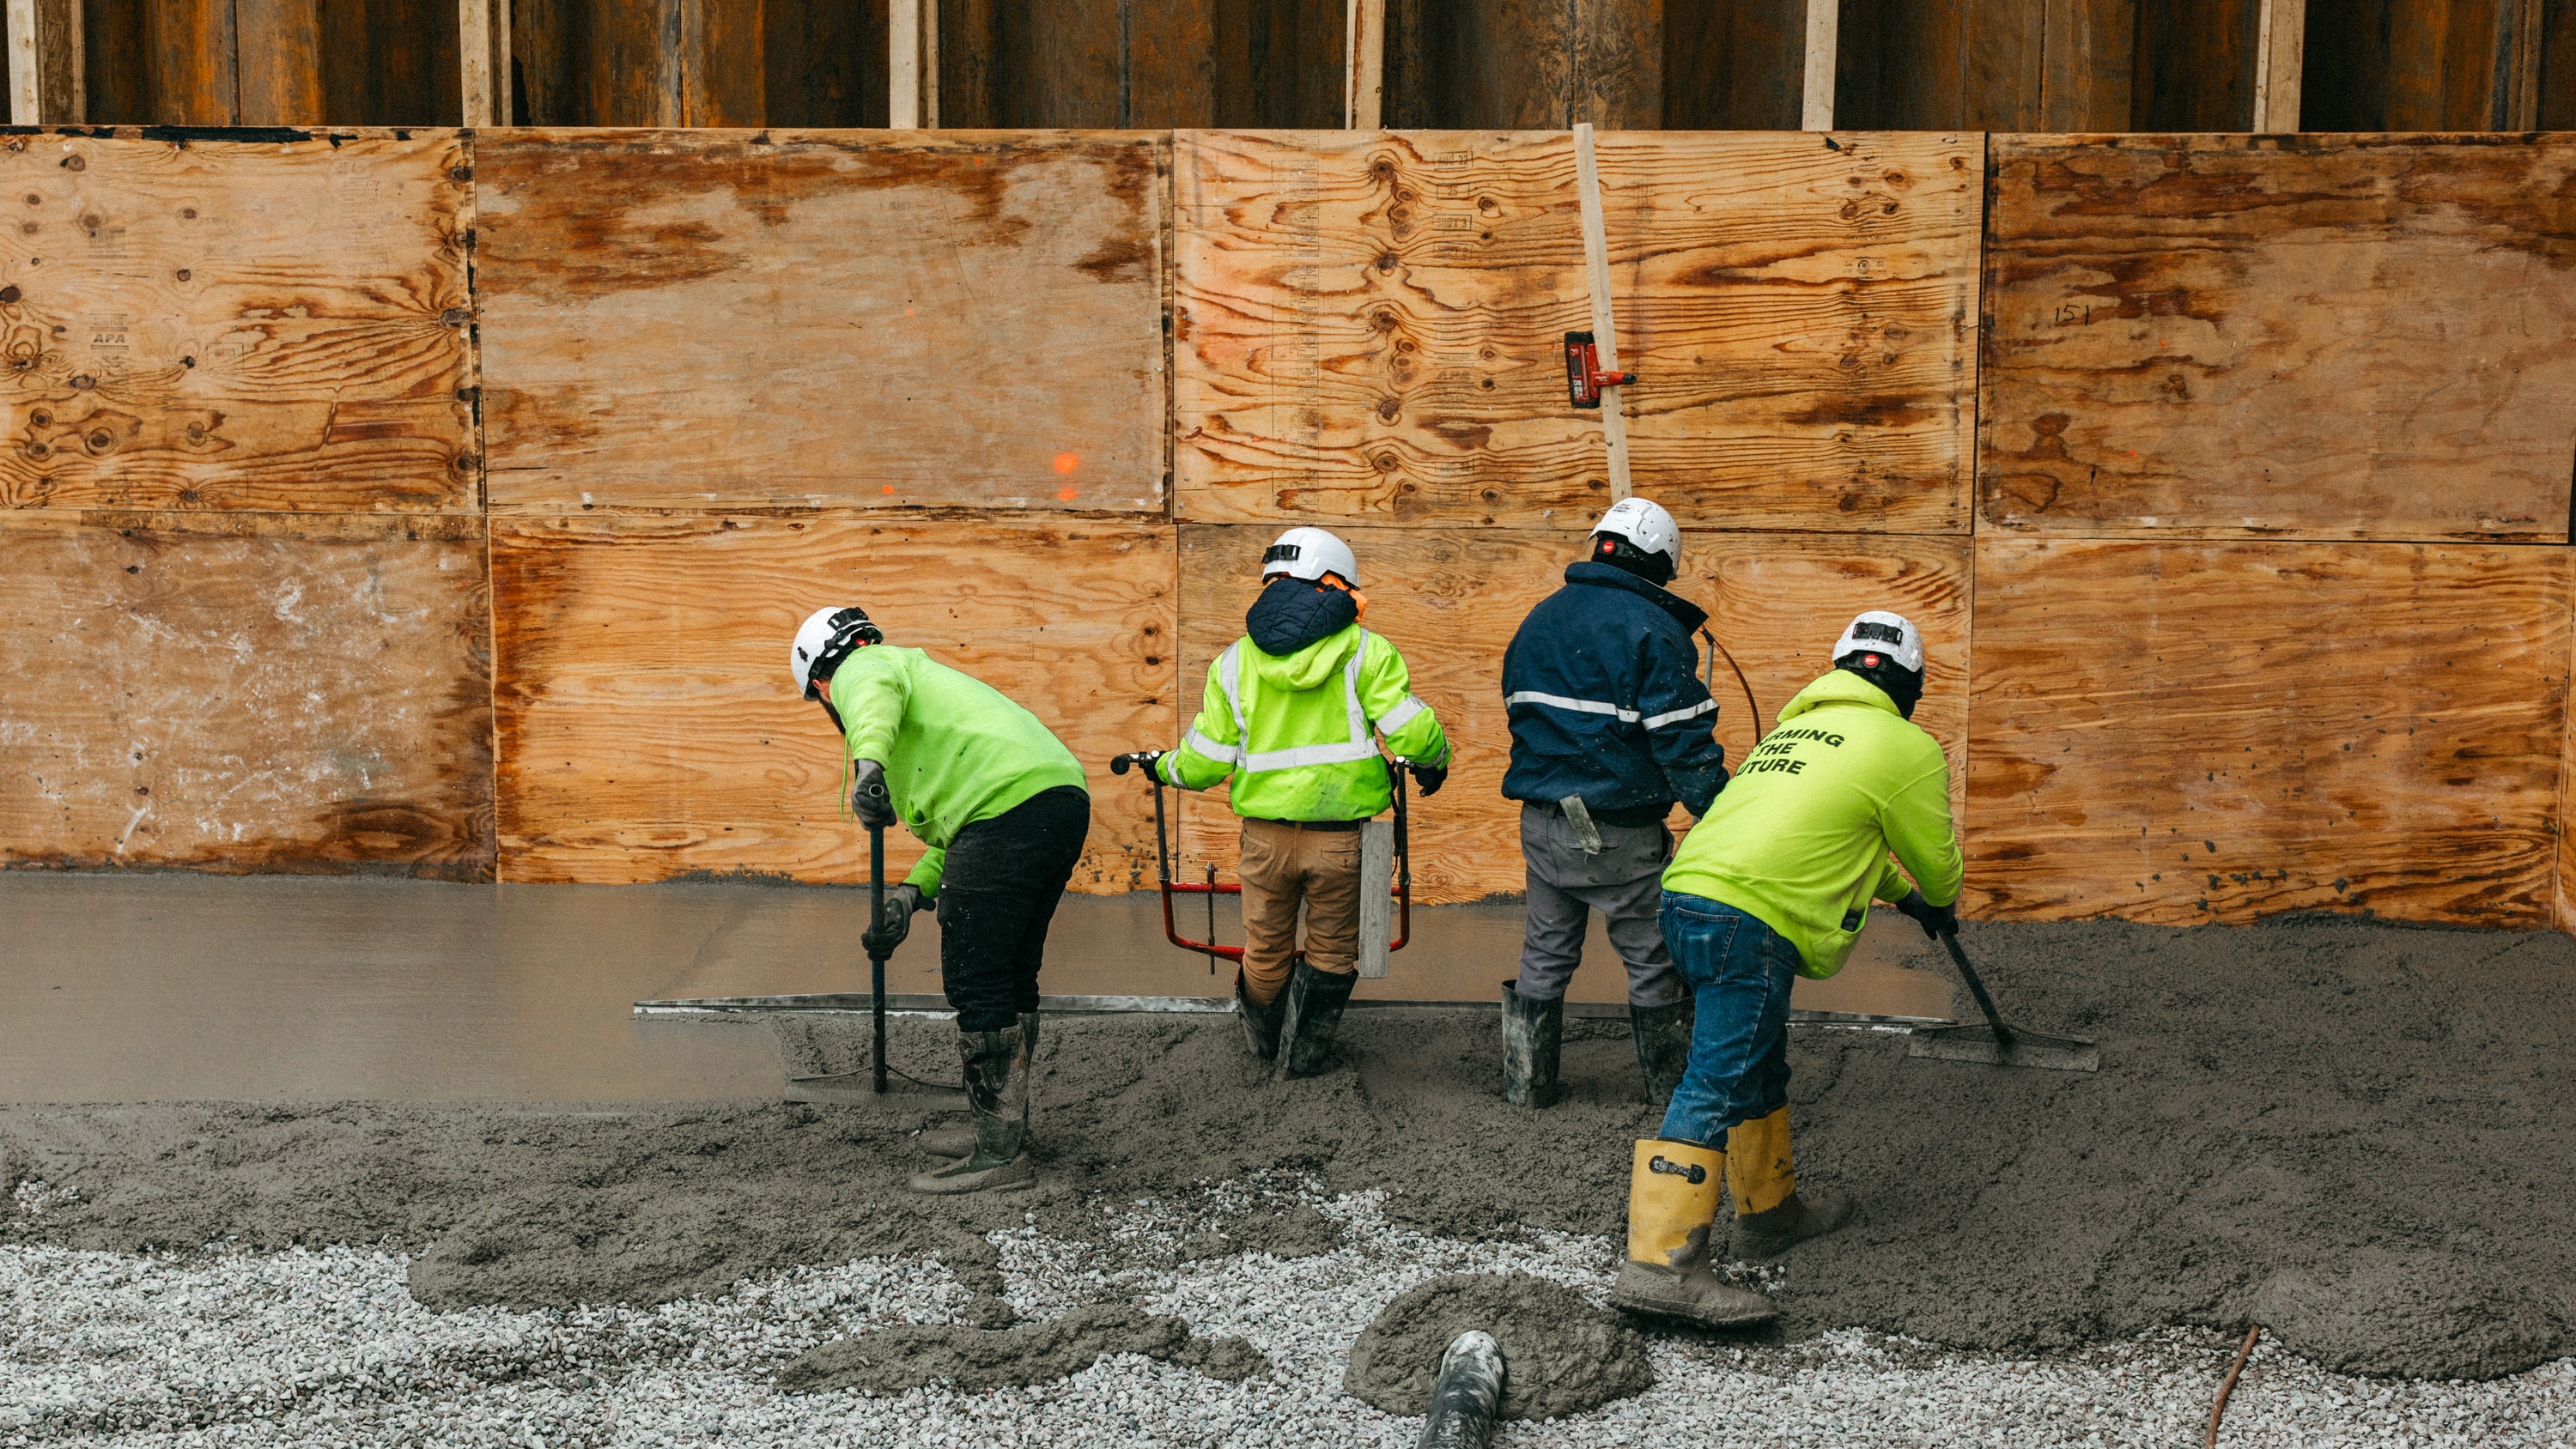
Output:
[{"xmin": 1498, "ymin": 497, "xmax": 1729, "ymax": 1110}]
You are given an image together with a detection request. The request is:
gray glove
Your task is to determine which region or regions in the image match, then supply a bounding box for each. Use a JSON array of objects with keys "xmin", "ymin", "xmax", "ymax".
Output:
[
  {"xmin": 850, "ymin": 759, "xmax": 895, "ymax": 828},
  {"xmin": 865, "ymin": 882, "xmax": 926, "ymax": 953},
  {"xmin": 1894, "ymin": 888, "xmax": 1957, "ymax": 941}
]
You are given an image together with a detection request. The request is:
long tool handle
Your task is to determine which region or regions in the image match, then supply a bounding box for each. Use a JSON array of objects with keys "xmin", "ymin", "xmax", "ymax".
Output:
[
  {"xmin": 868, "ymin": 822, "xmax": 890, "ymax": 1094},
  {"xmin": 1572, "ymin": 123, "xmax": 1631, "ymax": 502},
  {"xmin": 1937, "ymin": 927, "xmax": 2015, "ymax": 1047}
]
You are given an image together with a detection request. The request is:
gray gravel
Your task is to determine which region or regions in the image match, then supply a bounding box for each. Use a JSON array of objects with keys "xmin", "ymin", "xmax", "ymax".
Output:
[{"xmin": 4, "ymin": 1176, "xmax": 2570, "ymax": 1447}]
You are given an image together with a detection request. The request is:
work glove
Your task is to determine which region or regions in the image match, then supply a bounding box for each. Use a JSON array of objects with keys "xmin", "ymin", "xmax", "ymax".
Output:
[
  {"xmin": 1407, "ymin": 761, "xmax": 1448, "ymax": 797},
  {"xmin": 850, "ymin": 759, "xmax": 896, "ymax": 829},
  {"xmin": 1895, "ymin": 888, "xmax": 1958, "ymax": 942},
  {"xmin": 864, "ymin": 882, "xmax": 927, "ymax": 954},
  {"xmin": 1121, "ymin": 750, "xmax": 1165, "ymax": 783}
]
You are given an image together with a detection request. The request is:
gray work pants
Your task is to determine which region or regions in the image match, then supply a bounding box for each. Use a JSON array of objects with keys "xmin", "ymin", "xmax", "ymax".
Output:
[{"xmin": 1515, "ymin": 802, "xmax": 1685, "ymax": 1008}]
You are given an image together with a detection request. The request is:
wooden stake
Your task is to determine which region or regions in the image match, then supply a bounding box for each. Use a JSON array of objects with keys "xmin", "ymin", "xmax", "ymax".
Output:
[
  {"xmin": 1573, "ymin": 122, "xmax": 1631, "ymax": 503},
  {"xmin": 2252, "ymin": 0, "xmax": 2303, "ymax": 132},
  {"xmin": 1346, "ymin": 0, "xmax": 1385, "ymax": 129},
  {"xmin": 460, "ymin": 0, "xmax": 513, "ymax": 126},
  {"xmin": 1801, "ymin": 0, "xmax": 1838, "ymax": 131},
  {"xmin": 890, "ymin": 0, "xmax": 939, "ymax": 127}
]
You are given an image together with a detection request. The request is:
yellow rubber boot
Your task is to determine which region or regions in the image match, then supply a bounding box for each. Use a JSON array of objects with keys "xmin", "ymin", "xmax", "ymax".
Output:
[
  {"xmin": 1607, "ymin": 1138, "xmax": 1776, "ymax": 1327},
  {"xmin": 1729, "ymin": 1107, "xmax": 1856, "ymax": 1258}
]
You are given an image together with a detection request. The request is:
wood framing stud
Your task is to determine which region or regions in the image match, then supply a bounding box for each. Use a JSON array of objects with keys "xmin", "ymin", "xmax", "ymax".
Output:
[
  {"xmin": 460, "ymin": 0, "xmax": 513, "ymax": 126},
  {"xmin": 2253, "ymin": 0, "xmax": 2304, "ymax": 131},
  {"xmin": 1801, "ymin": 0, "xmax": 1838, "ymax": 130},
  {"xmin": 890, "ymin": 0, "xmax": 939, "ymax": 126},
  {"xmin": 1346, "ymin": 0, "xmax": 1386, "ymax": 129},
  {"xmin": 1573, "ymin": 123, "xmax": 1631, "ymax": 502}
]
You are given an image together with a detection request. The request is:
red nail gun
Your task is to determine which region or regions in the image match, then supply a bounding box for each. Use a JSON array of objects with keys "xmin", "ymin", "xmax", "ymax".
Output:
[{"xmin": 1564, "ymin": 330, "xmax": 1634, "ymax": 410}]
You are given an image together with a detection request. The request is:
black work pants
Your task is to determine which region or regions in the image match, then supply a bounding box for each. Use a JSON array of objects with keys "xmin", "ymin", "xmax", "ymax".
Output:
[{"xmin": 938, "ymin": 785, "xmax": 1091, "ymax": 1034}]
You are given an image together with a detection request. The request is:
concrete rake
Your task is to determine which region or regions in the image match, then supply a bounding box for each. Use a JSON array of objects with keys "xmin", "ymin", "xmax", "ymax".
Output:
[{"xmin": 1907, "ymin": 928, "xmax": 2100, "ymax": 1073}]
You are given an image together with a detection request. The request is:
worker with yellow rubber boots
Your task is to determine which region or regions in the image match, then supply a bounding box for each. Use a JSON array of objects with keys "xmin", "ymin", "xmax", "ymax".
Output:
[
  {"xmin": 790, "ymin": 605, "xmax": 1091, "ymax": 1197},
  {"xmin": 1612, "ymin": 611, "xmax": 1964, "ymax": 1326},
  {"xmin": 1134, "ymin": 528, "xmax": 1451, "ymax": 1077}
]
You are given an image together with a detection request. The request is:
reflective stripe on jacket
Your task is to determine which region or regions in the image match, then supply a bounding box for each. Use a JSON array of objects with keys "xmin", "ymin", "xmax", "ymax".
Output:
[
  {"xmin": 1160, "ymin": 624, "xmax": 1449, "ymax": 822},
  {"xmin": 1500, "ymin": 561, "xmax": 1730, "ymax": 817}
]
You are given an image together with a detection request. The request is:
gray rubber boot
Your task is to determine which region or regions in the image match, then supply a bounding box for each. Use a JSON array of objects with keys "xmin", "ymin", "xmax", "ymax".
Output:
[
  {"xmin": 1629, "ymin": 997, "xmax": 1693, "ymax": 1106},
  {"xmin": 1735, "ymin": 1189, "xmax": 1859, "ymax": 1259},
  {"xmin": 920, "ymin": 1011, "xmax": 1039, "ymax": 1159},
  {"xmin": 908, "ymin": 1025, "xmax": 1036, "ymax": 1194},
  {"xmin": 1236, "ymin": 968, "xmax": 1286, "ymax": 1062},
  {"xmin": 1276, "ymin": 957, "xmax": 1358, "ymax": 1079},
  {"xmin": 1501, "ymin": 979, "xmax": 1564, "ymax": 1108}
]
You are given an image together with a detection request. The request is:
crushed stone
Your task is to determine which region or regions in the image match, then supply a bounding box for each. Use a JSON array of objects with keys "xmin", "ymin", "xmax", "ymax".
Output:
[
  {"xmin": 775, "ymin": 1302, "xmax": 1267, "ymax": 1395},
  {"xmin": 1343, "ymin": 1271, "xmax": 1654, "ymax": 1420}
]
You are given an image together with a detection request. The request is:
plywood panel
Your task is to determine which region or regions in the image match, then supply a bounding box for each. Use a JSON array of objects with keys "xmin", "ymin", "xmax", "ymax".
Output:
[
  {"xmin": 0, "ymin": 511, "xmax": 494, "ymax": 876},
  {"xmin": 477, "ymin": 130, "xmax": 1165, "ymax": 515},
  {"xmin": 490, "ymin": 513, "xmax": 1176, "ymax": 888},
  {"xmin": 1967, "ymin": 538, "xmax": 2572, "ymax": 927},
  {"xmin": 1983, "ymin": 135, "xmax": 2576, "ymax": 543},
  {"xmin": 0, "ymin": 132, "xmax": 474, "ymax": 512},
  {"xmin": 1173, "ymin": 130, "xmax": 1978, "ymax": 533},
  {"xmin": 1170, "ymin": 524, "xmax": 1970, "ymax": 903}
]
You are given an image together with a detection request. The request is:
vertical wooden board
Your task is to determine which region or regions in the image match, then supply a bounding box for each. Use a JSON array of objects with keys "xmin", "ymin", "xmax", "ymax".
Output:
[
  {"xmin": 2546, "ymin": 0, "xmax": 2576, "ymax": 130},
  {"xmin": 683, "ymin": 0, "xmax": 766, "ymax": 125},
  {"xmin": 1573, "ymin": 0, "xmax": 1663, "ymax": 129},
  {"xmin": 1966, "ymin": 538, "xmax": 2573, "ymax": 926},
  {"xmin": 0, "ymin": 511, "xmax": 495, "ymax": 877},
  {"xmin": 2130, "ymin": 0, "xmax": 2256, "ymax": 130},
  {"xmin": 1832, "ymin": 0, "xmax": 1965, "ymax": 130},
  {"xmin": 764, "ymin": 0, "xmax": 890, "ymax": 127},
  {"xmin": 144, "ymin": 0, "xmax": 235, "ymax": 125},
  {"xmin": 1129, "ymin": 0, "xmax": 1218, "ymax": 127},
  {"xmin": 80, "ymin": 0, "xmax": 146, "ymax": 126},
  {"xmin": 477, "ymin": 130, "xmax": 1166, "ymax": 515},
  {"xmin": 1961, "ymin": 0, "xmax": 2044, "ymax": 130},
  {"xmin": 489, "ymin": 513, "xmax": 1176, "ymax": 888},
  {"xmin": 1662, "ymin": 0, "xmax": 1806, "ymax": 131},
  {"xmin": 1172, "ymin": 524, "xmax": 1968, "ymax": 903},
  {"xmin": 1981, "ymin": 135, "xmax": 2576, "ymax": 543},
  {"xmin": 313, "ymin": 0, "xmax": 465, "ymax": 126},
  {"xmin": 2040, "ymin": 0, "xmax": 2138, "ymax": 131},
  {"xmin": 234, "ymin": 0, "xmax": 325, "ymax": 125},
  {"xmin": 1173, "ymin": 129, "xmax": 1978, "ymax": 534},
  {"xmin": 0, "ymin": 132, "xmax": 475, "ymax": 512},
  {"xmin": 1005, "ymin": 0, "xmax": 1125, "ymax": 125}
]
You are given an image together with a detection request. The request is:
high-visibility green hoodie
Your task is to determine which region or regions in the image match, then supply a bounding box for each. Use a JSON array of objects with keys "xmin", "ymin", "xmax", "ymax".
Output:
[
  {"xmin": 1662, "ymin": 669, "xmax": 1962, "ymax": 979},
  {"xmin": 827, "ymin": 646, "xmax": 1087, "ymax": 895},
  {"xmin": 1159, "ymin": 624, "xmax": 1450, "ymax": 822}
]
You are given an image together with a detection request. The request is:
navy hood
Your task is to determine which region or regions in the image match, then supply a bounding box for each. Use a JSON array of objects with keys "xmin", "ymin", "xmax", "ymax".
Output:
[
  {"xmin": 1564, "ymin": 560, "xmax": 1708, "ymax": 633},
  {"xmin": 1247, "ymin": 575, "xmax": 1359, "ymax": 658}
]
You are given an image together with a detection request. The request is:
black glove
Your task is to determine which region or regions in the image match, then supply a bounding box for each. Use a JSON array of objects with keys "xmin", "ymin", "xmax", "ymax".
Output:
[
  {"xmin": 1120, "ymin": 750, "xmax": 1165, "ymax": 782},
  {"xmin": 1408, "ymin": 761, "xmax": 1448, "ymax": 797},
  {"xmin": 850, "ymin": 759, "xmax": 896, "ymax": 829},
  {"xmin": 1895, "ymin": 888, "xmax": 1957, "ymax": 941},
  {"xmin": 863, "ymin": 882, "xmax": 926, "ymax": 954}
]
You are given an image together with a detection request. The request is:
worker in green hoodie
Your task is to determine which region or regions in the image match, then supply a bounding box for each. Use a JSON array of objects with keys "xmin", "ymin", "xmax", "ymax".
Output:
[
  {"xmin": 1137, "ymin": 527, "xmax": 1451, "ymax": 1077},
  {"xmin": 1610, "ymin": 610, "xmax": 1963, "ymax": 1329},
  {"xmin": 788, "ymin": 605, "xmax": 1091, "ymax": 1197}
]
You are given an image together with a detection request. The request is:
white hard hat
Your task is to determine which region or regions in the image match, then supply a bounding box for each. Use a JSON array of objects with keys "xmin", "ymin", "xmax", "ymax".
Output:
[
  {"xmin": 790, "ymin": 605, "xmax": 882, "ymax": 700},
  {"xmin": 1591, "ymin": 497, "xmax": 1680, "ymax": 571},
  {"xmin": 1832, "ymin": 610, "xmax": 1923, "ymax": 674},
  {"xmin": 1261, "ymin": 526, "xmax": 1359, "ymax": 587}
]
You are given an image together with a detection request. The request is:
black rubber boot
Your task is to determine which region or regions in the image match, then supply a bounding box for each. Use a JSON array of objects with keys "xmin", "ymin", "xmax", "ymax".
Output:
[
  {"xmin": 1629, "ymin": 997, "xmax": 1693, "ymax": 1106},
  {"xmin": 908, "ymin": 1025, "xmax": 1036, "ymax": 1194},
  {"xmin": 922, "ymin": 1011, "xmax": 1039, "ymax": 1159},
  {"xmin": 1735, "ymin": 1189, "xmax": 1858, "ymax": 1259},
  {"xmin": 1236, "ymin": 968, "xmax": 1286, "ymax": 1061},
  {"xmin": 1276, "ymin": 956, "xmax": 1358, "ymax": 1079},
  {"xmin": 1500, "ymin": 979, "xmax": 1564, "ymax": 1108}
]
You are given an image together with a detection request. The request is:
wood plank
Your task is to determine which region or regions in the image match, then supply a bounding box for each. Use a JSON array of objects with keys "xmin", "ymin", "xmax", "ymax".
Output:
[
  {"xmin": 477, "ymin": 130, "xmax": 1165, "ymax": 515},
  {"xmin": 144, "ymin": 0, "xmax": 235, "ymax": 124},
  {"xmin": 318, "ymin": 0, "xmax": 466, "ymax": 126},
  {"xmin": 234, "ymin": 0, "xmax": 324, "ymax": 125},
  {"xmin": 2251, "ymin": 0, "xmax": 2302, "ymax": 130},
  {"xmin": 1573, "ymin": 0, "xmax": 1662, "ymax": 128},
  {"xmin": 1130, "ymin": 0, "xmax": 1217, "ymax": 127},
  {"xmin": 1346, "ymin": 0, "xmax": 1383, "ymax": 128},
  {"xmin": 1962, "ymin": 0, "xmax": 2044, "ymax": 131},
  {"xmin": 1832, "ymin": 0, "xmax": 1964, "ymax": 130},
  {"xmin": 1009, "ymin": 0, "xmax": 1124, "ymax": 125},
  {"xmin": 1981, "ymin": 135, "xmax": 2576, "ymax": 543},
  {"xmin": 489, "ymin": 513, "xmax": 1176, "ymax": 888},
  {"xmin": 2545, "ymin": 0, "xmax": 2576, "ymax": 129},
  {"xmin": 2129, "ymin": 0, "xmax": 2257, "ymax": 130},
  {"xmin": 1967, "ymin": 538, "xmax": 2572, "ymax": 927},
  {"xmin": 79, "ymin": 0, "xmax": 145, "ymax": 125},
  {"xmin": 1172, "ymin": 524, "xmax": 1970, "ymax": 904},
  {"xmin": 890, "ymin": 0, "xmax": 928, "ymax": 125},
  {"xmin": 34, "ymin": 0, "xmax": 75, "ymax": 123},
  {"xmin": 1173, "ymin": 129, "xmax": 1978, "ymax": 533},
  {"xmin": 1803, "ymin": 0, "xmax": 1838, "ymax": 129},
  {"xmin": 2042, "ymin": 0, "xmax": 2137, "ymax": 131},
  {"xmin": 461, "ymin": 0, "xmax": 512, "ymax": 126},
  {"xmin": 764, "ymin": 0, "xmax": 890, "ymax": 127},
  {"xmin": 1662, "ymin": 0, "xmax": 1807, "ymax": 131},
  {"xmin": 683, "ymin": 0, "xmax": 764, "ymax": 126},
  {"xmin": 0, "ymin": 510, "xmax": 495, "ymax": 878},
  {"xmin": 0, "ymin": 132, "xmax": 476, "ymax": 513}
]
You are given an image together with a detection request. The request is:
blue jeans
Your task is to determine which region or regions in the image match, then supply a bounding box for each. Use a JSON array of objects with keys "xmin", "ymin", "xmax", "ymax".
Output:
[{"xmin": 1656, "ymin": 891, "xmax": 1798, "ymax": 1148}]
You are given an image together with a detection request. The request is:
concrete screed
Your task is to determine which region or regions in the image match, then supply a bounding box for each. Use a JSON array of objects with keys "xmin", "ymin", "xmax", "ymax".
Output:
[{"xmin": 3, "ymin": 876, "xmax": 2575, "ymax": 1440}]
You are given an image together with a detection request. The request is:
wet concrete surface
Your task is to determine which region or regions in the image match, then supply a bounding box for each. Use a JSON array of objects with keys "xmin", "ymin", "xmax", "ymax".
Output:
[{"xmin": 0, "ymin": 872, "xmax": 1951, "ymax": 1102}]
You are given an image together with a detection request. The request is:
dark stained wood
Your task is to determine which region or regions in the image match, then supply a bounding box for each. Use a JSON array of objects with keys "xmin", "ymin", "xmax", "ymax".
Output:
[
  {"xmin": 684, "ymin": 0, "xmax": 767, "ymax": 125},
  {"xmin": 1131, "ymin": 0, "xmax": 1220, "ymax": 125},
  {"xmin": 939, "ymin": 0, "xmax": 999, "ymax": 124},
  {"xmin": 1663, "ymin": 0, "xmax": 1806, "ymax": 130},
  {"xmin": 235, "ymin": 0, "xmax": 325, "ymax": 124},
  {"xmin": 0, "ymin": 132, "xmax": 477, "ymax": 512},
  {"xmin": 1833, "ymin": 0, "xmax": 1965, "ymax": 130},
  {"xmin": 1967, "ymin": 538, "xmax": 2571, "ymax": 927},
  {"xmin": 2129, "ymin": 0, "xmax": 2256, "ymax": 130},
  {"xmin": 2301, "ymin": 0, "xmax": 2530, "ymax": 130},
  {"xmin": 1007, "ymin": 0, "xmax": 1124, "ymax": 124},
  {"xmin": 144, "ymin": 0, "xmax": 235, "ymax": 124},
  {"xmin": 489, "ymin": 513, "xmax": 1175, "ymax": 888},
  {"xmin": 1964, "ymin": 0, "xmax": 2045, "ymax": 131},
  {"xmin": 1380, "ymin": 0, "xmax": 1656, "ymax": 129},
  {"xmin": 2042, "ymin": 0, "xmax": 2137, "ymax": 130},
  {"xmin": 766, "ymin": 0, "xmax": 890, "ymax": 125},
  {"xmin": 317, "ymin": 0, "xmax": 466, "ymax": 126},
  {"xmin": 79, "ymin": 0, "xmax": 147, "ymax": 124},
  {"xmin": 0, "ymin": 510, "xmax": 495, "ymax": 879},
  {"xmin": 476, "ymin": 130, "xmax": 1165, "ymax": 513},
  {"xmin": 1981, "ymin": 134, "xmax": 2576, "ymax": 543},
  {"xmin": 1175, "ymin": 129, "xmax": 1979, "ymax": 533},
  {"xmin": 2547, "ymin": 0, "xmax": 2576, "ymax": 128},
  {"xmin": 1574, "ymin": 0, "xmax": 1664, "ymax": 128}
]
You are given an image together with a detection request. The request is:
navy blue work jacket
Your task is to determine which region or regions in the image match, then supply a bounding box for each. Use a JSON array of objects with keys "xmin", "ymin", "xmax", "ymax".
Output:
[{"xmin": 1500, "ymin": 561, "xmax": 1729, "ymax": 818}]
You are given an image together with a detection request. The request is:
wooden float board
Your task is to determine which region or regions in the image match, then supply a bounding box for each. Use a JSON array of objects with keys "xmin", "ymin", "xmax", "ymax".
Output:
[
  {"xmin": 1171, "ymin": 524, "xmax": 1969, "ymax": 903},
  {"xmin": 490, "ymin": 513, "xmax": 1176, "ymax": 888},
  {"xmin": 0, "ymin": 131, "xmax": 474, "ymax": 512},
  {"xmin": 1982, "ymin": 134, "xmax": 2576, "ymax": 543},
  {"xmin": 0, "ymin": 510, "xmax": 494, "ymax": 876},
  {"xmin": 1171, "ymin": 129, "xmax": 1979, "ymax": 532},
  {"xmin": 1966, "ymin": 538, "xmax": 2572, "ymax": 926},
  {"xmin": 476, "ymin": 130, "xmax": 1167, "ymax": 516}
]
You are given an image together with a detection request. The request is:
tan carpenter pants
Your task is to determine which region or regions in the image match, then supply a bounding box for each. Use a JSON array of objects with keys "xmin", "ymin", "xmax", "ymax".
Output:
[{"xmin": 1238, "ymin": 817, "xmax": 1363, "ymax": 1005}]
